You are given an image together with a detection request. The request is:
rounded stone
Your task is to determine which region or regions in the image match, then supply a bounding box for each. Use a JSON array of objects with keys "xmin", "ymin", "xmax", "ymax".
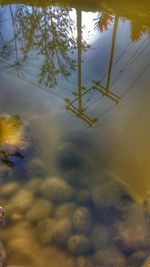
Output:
[
  {"xmin": 26, "ymin": 178, "xmax": 42, "ymax": 193},
  {"xmin": 0, "ymin": 241, "xmax": 7, "ymax": 267},
  {"xmin": 26, "ymin": 158, "xmax": 45, "ymax": 178},
  {"xmin": 7, "ymin": 237, "xmax": 34, "ymax": 264},
  {"xmin": 10, "ymin": 212, "xmax": 24, "ymax": 223},
  {"xmin": 92, "ymin": 247, "xmax": 126, "ymax": 266},
  {"xmin": 54, "ymin": 202, "xmax": 77, "ymax": 220},
  {"xmin": 90, "ymin": 224, "xmax": 110, "ymax": 250},
  {"xmin": 67, "ymin": 234, "xmax": 91, "ymax": 255},
  {"xmin": 56, "ymin": 142, "xmax": 82, "ymax": 171},
  {"xmin": 113, "ymin": 203, "xmax": 150, "ymax": 254},
  {"xmin": 36, "ymin": 218, "xmax": 56, "ymax": 245},
  {"xmin": 40, "ymin": 177, "xmax": 74, "ymax": 203},
  {"xmin": 25, "ymin": 199, "xmax": 53, "ymax": 224},
  {"xmin": 128, "ymin": 250, "xmax": 149, "ymax": 266},
  {"xmin": 92, "ymin": 179, "xmax": 134, "ymax": 220},
  {"xmin": 0, "ymin": 182, "xmax": 20, "ymax": 198},
  {"xmin": 73, "ymin": 207, "xmax": 92, "ymax": 234},
  {"xmin": 0, "ymin": 164, "xmax": 14, "ymax": 182},
  {"xmin": 53, "ymin": 219, "xmax": 72, "ymax": 246},
  {"xmin": 11, "ymin": 189, "xmax": 34, "ymax": 213},
  {"xmin": 76, "ymin": 190, "xmax": 92, "ymax": 206},
  {"xmin": 76, "ymin": 256, "xmax": 87, "ymax": 267}
]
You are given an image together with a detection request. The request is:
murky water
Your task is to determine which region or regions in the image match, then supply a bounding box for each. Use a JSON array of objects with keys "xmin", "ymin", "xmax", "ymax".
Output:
[{"xmin": 0, "ymin": 1, "xmax": 150, "ymax": 266}]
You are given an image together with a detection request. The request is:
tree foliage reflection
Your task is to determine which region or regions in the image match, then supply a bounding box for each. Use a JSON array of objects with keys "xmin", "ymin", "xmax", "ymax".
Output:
[{"xmin": 14, "ymin": 5, "xmax": 77, "ymax": 87}]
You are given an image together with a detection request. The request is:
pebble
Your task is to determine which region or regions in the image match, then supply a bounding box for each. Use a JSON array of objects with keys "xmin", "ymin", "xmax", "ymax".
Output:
[
  {"xmin": 73, "ymin": 207, "xmax": 92, "ymax": 234},
  {"xmin": 90, "ymin": 223, "xmax": 110, "ymax": 251},
  {"xmin": 26, "ymin": 158, "xmax": 45, "ymax": 178},
  {"xmin": 53, "ymin": 219, "xmax": 72, "ymax": 246},
  {"xmin": 67, "ymin": 234, "xmax": 91, "ymax": 255},
  {"xmin": 40, "ymin": 177, "xmax": 74, "ymax": 203},
  {"xmin": 92, "ymin": 179, "xmax": 134, "ymax": 221},
  {"xmin": 26, "ymin": 178, "xmax": 42, "ymax": 194},
  {"xmin": 11, "ymin": 189, "xmax": 34, "ymax": 213},
  {"xmin": 0, "ymin": 182, "xmax": 20, "ymax": 198},
  {"xmin": 92, "ymin": 246, "xmax": 126, "ymax": 266},
  {"xmin": 36, "ymin": 218, "xmax": 56, "ymax": 245},
  {"xmin": 76, "ymin": 190, "xmax": 92, "ymax": 206},
  {"xmin": 56, "ymin": 142, "xmax": 82, "ymax": 171},
  {"xmin": 25, "ymin": 199, "xmax": 53, "ymax": 224},
  {"xmin": 54, "ymin": 202, "xmax": 77, "ymax": 221}
]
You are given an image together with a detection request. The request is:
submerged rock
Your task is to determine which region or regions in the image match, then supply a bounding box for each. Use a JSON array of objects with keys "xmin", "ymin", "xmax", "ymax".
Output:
[
  {"xmin": 92, "ymin": 179, "xmax": 134, "ymax": 221},
  {"xmin": 67, "ymin": 234, "xmax": 91, "ymax": 255},
  {"xmin": 40, "ymin": 177, "xmax": 74, "ymax": 203},
  {"xmin": 76, "ymin": 189, "xmax": 92, "ymax": 206},
  {"xmin": 73, "ymin": 207, "xmax": 92, "ymax": 234},
  {"xmin": 143, "ymin": 191, "xmax": 150, "ymax": 221},
  {"xmin": 25, "ymin": 198, "xmax": 53, "ymax": 224},
  {"xmin": 53, "ymin": 219, "xmax": 72, "ymax": 246},
  {"xmin": 10, "ymin": 212, "xmax": 24, "ymax": 223},
  {"xmin": 7, "ymin": 237, "xmax": 34, "ymax": 265},
  {"xmin": 54, "ymin": 202, "xmax": 77, "ymax": 221},
  {"xmin": 11, "ymin": 189, "xmax": 34, "ymax": 213},
  {"xmin": 26, "ymin": 158, "xmax": 46, "ymax": 178},
  {"xmin": 0, "ymin": 241, "xmax": 7, "ymax": 267},
  {"xmin": 113, "ymin": 203, "xmax": 150, "ymax": 254},
  {"xmin": 0, "ymin": 165, "xmax": 14, "ymax": 182},
  {"xmin": 0, "ymin": 182, "xmax": 20, "ymax": 198},
  {"xmin": 92, "ymin": 246, "xmax": 126, "ymax": 266},
  {"xmin": 90, "ymin": 223, "xmax": 111, "ymax": 251},
  {"xmin": 26, "ymin": 178, "xmax": 42, "ymax": 194},
  {"xmin": 56, "ymin": 143, "xmax": 82, "ymax": 171},
  {"xmin": 36, "ymin": 218, "xmax": 56, "ymax": 245},
  {"xmin": 128, "ymin": 250, "xmax": 149, "ymax": 266}
]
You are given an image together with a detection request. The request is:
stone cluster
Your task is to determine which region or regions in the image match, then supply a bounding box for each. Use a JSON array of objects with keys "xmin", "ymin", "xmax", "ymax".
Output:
[{"xmin": 1, "ymin": 165, "xmax": 150, "ymax": 267}]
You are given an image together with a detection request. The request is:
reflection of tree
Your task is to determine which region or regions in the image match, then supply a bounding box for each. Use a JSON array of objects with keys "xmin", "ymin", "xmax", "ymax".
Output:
[
  {"xmin": 94, "ymin": 10, "xmax": 150, "ymax": 43},
  {"xmin": 130, "ymin": 19, "xmax": 150, "ymax": 42},
  {"xmin": 14, "ymin": 5, "xmax": 77, "ymax": 87},
  {"xmin": 94, "ymin": 12, "xmax": 114, "ymax": 32}
]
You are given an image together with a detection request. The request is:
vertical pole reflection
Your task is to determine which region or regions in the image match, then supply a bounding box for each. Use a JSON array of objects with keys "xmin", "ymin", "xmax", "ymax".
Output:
[
  {"xmin": 106, "ymin": 15, "xmax": 119, "ymax": 93},
  {"xmin": 77, "ymin": 9, "xmax": 82, "ymax": 114}
]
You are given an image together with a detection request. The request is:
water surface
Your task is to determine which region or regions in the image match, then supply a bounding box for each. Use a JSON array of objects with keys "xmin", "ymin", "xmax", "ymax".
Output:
[{"xmin": 0, "ymin": 1, "xmax": 150, "ymax": 266}]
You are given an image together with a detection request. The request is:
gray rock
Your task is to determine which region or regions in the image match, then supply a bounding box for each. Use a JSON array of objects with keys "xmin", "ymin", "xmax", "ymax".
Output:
[
  {"xmin": 53, "ymin": 219, "xmax": 72, "ymax": 246},
  {"xmin": 92, "ymin": 246, "xmax": 126, "ymax": 266},
  {"xmin": 11, "ymin": 189, "xmax": 34, "ymax": 213},
  {"xmin": 36, "ymin": 218, "xmax": 56, "ymax": 245},
  {"xmin": 67, "ymin": 234, "xmax": 91, "ymax": 255},
  {"xmin": 25, "ymin": 199, "xmax": 53, "ymax": 224},
  {"xmin": 54, "ymin": 202, "xmax": 77, "ymax": 220},
  {"xmin": 40, "ymin": 177, "xmax": 74, "ymax": 203},
  {"xmin": 73, "ymin": 207, "xmax": 92, "ymax": 234},
  {"xmin": 90, "ymin": 223, "xmax": 111, "ymax": 251}
]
